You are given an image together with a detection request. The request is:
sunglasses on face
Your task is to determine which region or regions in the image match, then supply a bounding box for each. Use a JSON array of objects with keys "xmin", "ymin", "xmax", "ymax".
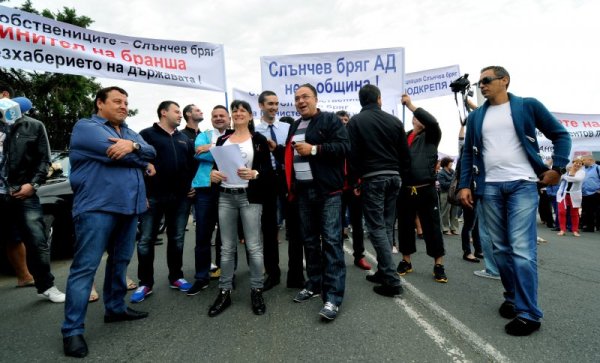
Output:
[{"xmin": 477, "ymin": 76, "xmax": 503, "ymax": 87}]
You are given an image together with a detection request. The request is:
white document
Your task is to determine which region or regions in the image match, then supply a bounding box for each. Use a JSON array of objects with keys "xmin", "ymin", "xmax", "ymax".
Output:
[{"xmin": 209, "ymin": 144, "xmax": 246, "ymax": 185}]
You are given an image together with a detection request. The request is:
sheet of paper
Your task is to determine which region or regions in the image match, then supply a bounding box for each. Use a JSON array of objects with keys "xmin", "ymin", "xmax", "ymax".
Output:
[{"xmin": 209, "ymin": 144, "xmax": 246, "ymax": 185}]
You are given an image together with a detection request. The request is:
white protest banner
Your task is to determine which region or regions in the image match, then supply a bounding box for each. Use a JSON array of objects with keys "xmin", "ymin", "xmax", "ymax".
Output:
[
  {"xmin": 405, "ymin": 65, "xmax": 460, "ymax": 100},
  {"xmin": 232, "ymin": 88, "xmax": 260, "ymax": 119},
  {"xmin": 261, "ymin": 48, "xmax": 404, "ymax": 117},
  {"xmin": 0, "ymin": 5, "xmax": 226, "ymax": 91},
  {"xmin": 537, "ymin": 112, "xmax": 600, "ymax": 160}
]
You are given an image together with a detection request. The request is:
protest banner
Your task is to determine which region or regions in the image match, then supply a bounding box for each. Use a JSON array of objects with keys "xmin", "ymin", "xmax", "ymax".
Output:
[
  {"xmin": 405, "ymin": 65, "xmax": 460, "ymax": 100},
  {"xmin": 538, "ymin": 112, "xmax": 600, "ymax": 160},
  {"xmin": 261, "ymin": 48, "xmax": 404, "ymax": 118},
  {"xmin": 0, "ymin": 5, "xmax": 226, "ymax": 91}
]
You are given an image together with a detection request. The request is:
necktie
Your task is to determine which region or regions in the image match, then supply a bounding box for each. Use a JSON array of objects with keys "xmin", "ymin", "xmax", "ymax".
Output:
[{"xmin": 268, "ymin": 124, "xmax": 280, "ymax": 170}]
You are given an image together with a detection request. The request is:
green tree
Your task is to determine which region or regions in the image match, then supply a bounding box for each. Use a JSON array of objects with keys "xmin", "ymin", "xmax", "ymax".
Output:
[{"xmin": 0, "ymin": 1, "xmax": 101, "ymax": 150}]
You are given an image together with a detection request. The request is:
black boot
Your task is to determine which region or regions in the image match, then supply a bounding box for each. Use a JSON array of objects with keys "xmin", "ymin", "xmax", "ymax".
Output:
[
  {"xmin": 251, "ymin": 288, "xmax": 266, "ymax": 315},
  {"xmin": 208, "ymin": 289, "xmax": 231, "ymax": 317}
]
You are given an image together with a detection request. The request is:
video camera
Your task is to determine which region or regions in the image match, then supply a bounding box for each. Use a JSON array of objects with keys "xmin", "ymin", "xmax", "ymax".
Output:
[{"xmin": 450, "ymin": 73, "xmax": 472, "ymax": 95}]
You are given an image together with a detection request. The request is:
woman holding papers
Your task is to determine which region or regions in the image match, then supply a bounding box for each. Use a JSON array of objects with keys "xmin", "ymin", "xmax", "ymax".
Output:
[{"xmin": 207, "ymin": 100, "xmax": 274, "ymax": 317}]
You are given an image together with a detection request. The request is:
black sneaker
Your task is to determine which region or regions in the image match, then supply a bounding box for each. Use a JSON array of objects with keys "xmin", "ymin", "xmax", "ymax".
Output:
[
  {"xmin": 366, "ymin": 271, "xmax": 384, "ymax": 284},
  {"xmin": 373, "ymin": 284, "xmax": 403, "ymax": 297},
  {"xmin": 505, "ymin": 317, "xmax": 541, "ymax": 336},
  {"xmin": 397, "ymin": 260, "xmax": 413, "ymax": 275},
  {"xmin": 293, "ymin": 289, "xmax": 320, "ymax": 303},
  {"xmin": 251, "ymin": 288, "xmax": 266, "ymax": 315},
  {"xmin": 498, "ymin": 301, "xmax": 517, "ymax": 319},
  {"xmin": 186, "ymin": 280, "xmax": 209, "ymax": 296},
  {"xmin": 433, "ymin": 264, "xmax": 448, "ymax": 283}
]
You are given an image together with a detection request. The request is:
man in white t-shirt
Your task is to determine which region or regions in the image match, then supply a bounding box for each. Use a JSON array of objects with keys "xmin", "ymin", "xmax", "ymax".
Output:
[{"xmin": 458, "ymin": 66, "xmax": 571, "ymax": 336}]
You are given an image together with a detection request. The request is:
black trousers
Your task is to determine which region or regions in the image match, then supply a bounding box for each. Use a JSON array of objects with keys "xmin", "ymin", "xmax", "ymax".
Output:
[
  {"xmin": 341, "ymin": 189, "xmax": 365, "ymax": 261},
  {"xmin": 581, "ymin": 193, "xmax": 600, "ymax": 231},
  {"xmin": 397, "ymin": 184, "xmax": 445, "ymax": 258}
]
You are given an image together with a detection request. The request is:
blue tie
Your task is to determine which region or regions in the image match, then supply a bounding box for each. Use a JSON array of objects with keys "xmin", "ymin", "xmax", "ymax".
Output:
[{"xmin": 268, "ymin": 124, "xmax": 280, "ymax": 170}]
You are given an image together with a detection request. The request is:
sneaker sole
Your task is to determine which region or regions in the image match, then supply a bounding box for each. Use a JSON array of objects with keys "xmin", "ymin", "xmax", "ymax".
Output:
[
  {"xmin": 319, "ymin": 313, "xmax": 336, "ymax": 321},
  {"xmin": 433, "ymin": 274, "xmax": 448, "ymax": 283},
  {"xmin": 397, "ymin": 269, "xmax": 413, "ymax": 276},
  {"xmin": 131, "ymin": 290, "xmax": 153, "ymax": 303},
  {"xmin": 293, "ymin": 294, "xmax": 320, "ymax": 303}
]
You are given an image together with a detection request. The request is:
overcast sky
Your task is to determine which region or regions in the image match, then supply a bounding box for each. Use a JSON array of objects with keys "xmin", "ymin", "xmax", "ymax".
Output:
[{"xmin": 5, "ymin": 0, "xmax": 598, "ymax": 155}]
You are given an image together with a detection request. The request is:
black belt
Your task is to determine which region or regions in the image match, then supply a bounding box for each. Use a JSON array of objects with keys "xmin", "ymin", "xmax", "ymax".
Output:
[{"xmin": 219, "ymin": 186, "xmax": 247, "ymax": 194}]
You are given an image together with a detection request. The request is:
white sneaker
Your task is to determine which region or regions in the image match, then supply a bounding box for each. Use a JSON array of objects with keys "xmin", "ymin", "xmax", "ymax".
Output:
[
  {"xmin": 392, "ymin": 246, "xmax": 399, "ymax": 254},
  {"xmin": 38, "ymin": 286, "xmax": 66, "ymax": 303},
  {"xmin": 473, "ymin": 269, "xmax": 501, "ymax": 280}
]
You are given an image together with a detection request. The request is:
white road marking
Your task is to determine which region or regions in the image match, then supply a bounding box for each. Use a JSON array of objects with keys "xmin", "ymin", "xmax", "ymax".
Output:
[{"xmin": 344, "ymin": 243, "xmax": 511, "ymax": 363}]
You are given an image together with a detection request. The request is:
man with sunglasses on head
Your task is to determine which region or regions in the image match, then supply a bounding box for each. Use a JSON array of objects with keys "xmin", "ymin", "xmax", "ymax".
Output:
[{"xmin": 458, "ymin": 66, "xmax": 571, "ymax": 336}]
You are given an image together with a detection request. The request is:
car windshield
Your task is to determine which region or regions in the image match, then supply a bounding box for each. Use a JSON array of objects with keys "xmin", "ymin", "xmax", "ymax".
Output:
[{"xmin": 49, "ymin": 152, "xmax": 70, "ymax": 178}]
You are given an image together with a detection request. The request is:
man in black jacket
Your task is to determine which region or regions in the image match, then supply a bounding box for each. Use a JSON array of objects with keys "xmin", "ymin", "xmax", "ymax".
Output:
[
  {"xmin": 0, "ymin": 85, "xmax": 65, "ymax": 303},
  {"xmin": 347, "ymin": 85, "xmax": 410, "ymax": 297},
  {"xmin": 279, "ymin": 84, "xmax": 350, "ymax": 321},
  {"xmin": 396, "ymin": 94, "xmax": 448, "ymax": 283},
  {"xmin": 132, "ymin": 101, "xmax": 196, "ymax": 303}
]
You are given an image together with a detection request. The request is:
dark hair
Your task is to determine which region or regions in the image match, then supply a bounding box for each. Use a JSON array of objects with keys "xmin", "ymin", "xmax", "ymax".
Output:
[
  {"xmin": 230, "ymin": 99, "xmax": 253, "ymax": 115},
  {"xmin": 258, "ymin": 90, "xmax": 277, "ymax": 104},
  {"xmin": 157, "ymin": 100, "xmax": 179, "ymax": 119},
  {"xmin": 212, "ymin": 104, "xmax": 228, "ymax": 112},
  {"xmin": 279, "ymin": 116, "xmax": 294, "ymax": 125},
  {"xmin": 182, "ymin": 104, "xmax": 195, "ymax": 121},
  {"xmin": 481, "ymin": 66, "xmax": 510, "ymax": 88},
  {"xmin": 358, "ymin": 84, "xmax": 381, "ymax": 106},
  {"xmin": 336, "ymin": 110, "xmax": 349, "ymax": 118},
  {"xmin": 0, "ymin": 82, "xmax": 15, "ymax": 97},
  {"xmin": 94, "ymin": 86, "xmax": 128, "ymax": 113},
  {"xmin": 297, "ymin": 83, "xmax": 317, "ymax": 97},
  {"xmin": 440, "ymin": 156, "xmax": 454, "ymax": 168}
]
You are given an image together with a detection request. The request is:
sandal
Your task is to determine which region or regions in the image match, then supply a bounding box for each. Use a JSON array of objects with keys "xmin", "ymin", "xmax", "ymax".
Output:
[
  {"xmin": 16, "ymin": 279, "xmax": 35, "ymax": 288},
  {"xmin": 557, "ymin": 231, "xmax": 565, "ymax": 236},
  {"xmin": 573, "ymin": 232, "xmax": 580, "ymax": 237},
  {"xmin": 127, "ymin": 277, "xmax": 138, "ymax": 291},
  {"xmin": 89, "ymin": 284, "xmax": 99, "ymax": 303}
]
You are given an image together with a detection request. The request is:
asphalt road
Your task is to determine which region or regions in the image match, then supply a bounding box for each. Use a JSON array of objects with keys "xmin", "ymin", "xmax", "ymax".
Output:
[{"xmin": 1, "ymin": 221, "xmax": 599, "ymax": 362}]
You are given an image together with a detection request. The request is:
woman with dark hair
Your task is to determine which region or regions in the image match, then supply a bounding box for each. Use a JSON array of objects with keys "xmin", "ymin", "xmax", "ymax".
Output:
[{"xmin": 207, "ymin": 100, "xmax": 274, "ymax": 317}]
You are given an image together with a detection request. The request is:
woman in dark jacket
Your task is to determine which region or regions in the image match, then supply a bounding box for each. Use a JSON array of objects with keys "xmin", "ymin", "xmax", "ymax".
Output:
[{"xmin": 207, "ymin": 100, "xmax": 274, "ymax": 317}]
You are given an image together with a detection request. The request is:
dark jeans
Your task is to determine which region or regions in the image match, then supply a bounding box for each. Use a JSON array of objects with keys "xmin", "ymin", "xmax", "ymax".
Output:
[
  {"xmin": 62, "ymin": 211, "xmax": 137, "ymax": 337},
  {"xmin": 461, "ymin": 203, "xmax": 482, "ymax": 255},
  {"xmin": 193, "ymin": 186, "xmax": 219, "ymax": 282},
  {"xmin": 361, "ymin": 175, "xmax": 401, "ymax": 287},
  {"xmin": 137, "ymin": 194, "xmax": 189, "ymax": 287},
  {"xmin": 581, "ymin": 193, "xmax": 600, "ymax": 231},
  {"xmin": 262, "ymin": 188, "xmax": 281, "ymax": 279},
  {"xmin": 0, "ymin": 195, "xmax": 54, "ymax": 293},
  {"xmin": 397, "ymin": 184, "xmax": 445, "ymax": 258},
  {"xmin": 297, "ymin": 184, "xmax": 346, "ymax": 306},
  {"xmin": 286, "ymin": 199, "xmax": 305, "ymax": 284},
  {"xmin": 341, "ymin": 189, "xmax": 365, "ymax": 261}
]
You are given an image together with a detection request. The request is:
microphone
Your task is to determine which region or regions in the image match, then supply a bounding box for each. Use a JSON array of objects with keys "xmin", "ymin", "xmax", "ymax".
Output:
[{"xmin": 0, "ymin": 96, "xmax": 32, "ymax": 124}]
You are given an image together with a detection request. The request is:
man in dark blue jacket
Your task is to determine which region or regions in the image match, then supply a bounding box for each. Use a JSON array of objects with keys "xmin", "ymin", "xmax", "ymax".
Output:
[{"xmin": 132, "ymin": 101, "xmax": 196, "ymax": 303}]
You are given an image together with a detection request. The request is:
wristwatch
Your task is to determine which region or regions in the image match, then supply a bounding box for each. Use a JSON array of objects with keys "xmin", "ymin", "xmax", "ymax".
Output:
[
  {"xmin": 310, "ymin": 145, "xmax": 317, "ymax": 156},
  {"xmin": 551, "ymin": 166, "xmax": 567, "ymax": 175},
  {"xmin": 132, "ymin": 142, "xmax": 141, "ymax": 151}
]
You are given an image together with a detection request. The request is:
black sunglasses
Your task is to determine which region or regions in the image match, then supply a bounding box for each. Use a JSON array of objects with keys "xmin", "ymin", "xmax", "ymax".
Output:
[{"xmin": 477, "ymin": 76, "xmax": 503, "ymax": 87}]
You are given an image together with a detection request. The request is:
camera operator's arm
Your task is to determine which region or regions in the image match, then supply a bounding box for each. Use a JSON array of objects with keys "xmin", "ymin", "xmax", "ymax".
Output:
[{"xmin": 466, "ymin": 98, "xmax": 478, "ymax": 112}]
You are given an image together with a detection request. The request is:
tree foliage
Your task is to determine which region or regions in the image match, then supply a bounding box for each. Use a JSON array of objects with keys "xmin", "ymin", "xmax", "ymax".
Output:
[{"xmin": 0, "ymin": 1, "xmax": 100, "ymax": 150}]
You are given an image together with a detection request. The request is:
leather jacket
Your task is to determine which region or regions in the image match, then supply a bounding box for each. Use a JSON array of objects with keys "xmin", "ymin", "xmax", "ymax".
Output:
[{"xmin": 4, "ymin": 115, "xmax": 51, "ymax": 188}]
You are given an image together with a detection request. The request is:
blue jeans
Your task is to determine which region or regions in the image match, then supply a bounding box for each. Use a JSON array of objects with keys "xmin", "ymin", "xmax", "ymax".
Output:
[
  {"xmin": 137, "ymin": 195, "xmax": 189, "ymax": 287},
  {"xmin": 478, "ymin": 180, "xmax": 543, "ymax": 321},
  {"xmin": 62, "ymin": 211, "xmax": 137, "ymax": 337},
  {"xmin": 0, "ymin": 195, "xmax": 54, "ymax": 293},
  {"xmin": 193, "ymin": 186, "xmax": 219, "ymax": 282},
  {"xmin": 476, "ymin": 202, "xmax": 499, "ymax": 276},
  {"xmin": 297, "ymin": 185, "xmax": 346, "ymax": 306},
  {"xmin": 218, "ymin": 191, "xmax": 263, "ymax": 290},
  {"xmin": 361, "ymin": 175, "xmax": 401, "ymax": 287}
]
